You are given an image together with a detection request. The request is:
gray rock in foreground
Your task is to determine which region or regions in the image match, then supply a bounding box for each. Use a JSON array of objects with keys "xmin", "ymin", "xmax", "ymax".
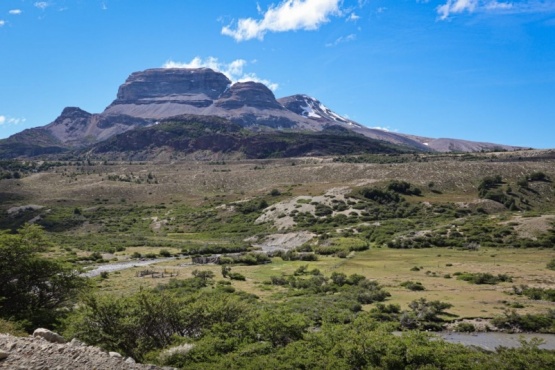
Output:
[{"xmin": 0, "ymin": 333, "xmax": 171, "ymax": 370}]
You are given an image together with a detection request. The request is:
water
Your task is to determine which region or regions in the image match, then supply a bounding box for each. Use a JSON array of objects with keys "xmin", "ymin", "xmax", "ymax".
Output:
[
  {"xmin": 436, "ymin": 332, "xmax": 555, "ymax": 351},
  {"xmin": 81, "ymin": 257, "xmax": 175, "ymax": 277}
]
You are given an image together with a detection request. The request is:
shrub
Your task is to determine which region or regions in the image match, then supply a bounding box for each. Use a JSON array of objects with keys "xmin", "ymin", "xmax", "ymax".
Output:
[
  {"xmin": 457, "ymin": 272, "xmax": 512, "ymax": 285},
  {"xmin": 228, "ymin": 272, "xmax": 246, "ymax": 281},
  {"xmin": 400, "ymin": 281, "xmax": 425, "ymax": 291},
  {"xmin": 159, "ymin": 249, "xmax": 172, "ymax": 257},
  {"xmin": 454, "ymin": 322, "xmax": 476, "ymax": 332},
  {"xmin": 529, "ymin": 171, "xmax": 549, "ymax": 182}
]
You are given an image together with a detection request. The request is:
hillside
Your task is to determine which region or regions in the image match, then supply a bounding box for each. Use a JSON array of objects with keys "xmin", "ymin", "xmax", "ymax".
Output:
[{"xmin": 85, "ymin": 115, "xmax": 408, "ymax": 160}]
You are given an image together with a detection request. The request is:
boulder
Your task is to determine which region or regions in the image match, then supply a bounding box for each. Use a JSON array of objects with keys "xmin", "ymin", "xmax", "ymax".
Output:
[{"xmin": 32, "ymin": 328, "xmax": 66, "ymax": 344}]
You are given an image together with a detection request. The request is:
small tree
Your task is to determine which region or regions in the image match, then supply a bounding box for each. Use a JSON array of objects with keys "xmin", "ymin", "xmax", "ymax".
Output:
[
  {"xmin": 221, "ymin": 265, "xmax": 231, "ymax": 278},
  {"xmin": 192, "ymin": 269, "xmax": 215, "ymax": 283},
  {"xmin": 0, "ymin": 225, "xmax": 87, "ymax": 330}
]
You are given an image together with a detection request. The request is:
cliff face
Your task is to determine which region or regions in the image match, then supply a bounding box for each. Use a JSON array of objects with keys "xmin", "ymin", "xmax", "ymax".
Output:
[
  {"xmin": 113, "ymin": 68, "xmax": 231, "ymax": 102},
  {"xmin": 216, "ymin": 82, "xmax": 284, "ymax": 110}
]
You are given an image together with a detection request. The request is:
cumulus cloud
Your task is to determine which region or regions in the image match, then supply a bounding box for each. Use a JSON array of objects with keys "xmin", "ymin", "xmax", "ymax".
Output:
[
  {"xmin": 437, "ymin": 0, "xmax": 555, "ymax": 20},
  {"xmin": 9, "ymin": 9, "xmax": 22, "ymax": 15},
  {"xmin": 222, "ymin": 0, "xmax": 342, "ymax": 41},
  {"xmin": 0, "ymin": 115, "xmax": 26, "ymax": 126},
  {"xmin": 163, "ymin": 57, "xmax": 279, "ymax": 91},
  {"xmin": 34, "ymin": 2, "xmax": 49, "ymax": 10},
  {"xmin": 0, "ymin": 20, "xmax": 5, "ymax": 27}
]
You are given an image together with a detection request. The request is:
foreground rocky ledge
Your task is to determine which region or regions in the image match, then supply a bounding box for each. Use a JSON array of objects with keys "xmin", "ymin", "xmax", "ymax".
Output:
[{"xmin": 0, "ymin": 332, "xmax": 171, "ymax": 370}]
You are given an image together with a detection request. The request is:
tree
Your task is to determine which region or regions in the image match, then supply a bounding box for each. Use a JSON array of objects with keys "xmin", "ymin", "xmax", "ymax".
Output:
[
  {"xmin": 0, "ymin": 225, "xmax": 87, "ymax": 330},
  {"xmin": 192, "ymin": 269, "xmax": 215, "ymax": 283},
  {"xmin": 221, "ymin": 265, "xmax": 231, "ymax": 278}
]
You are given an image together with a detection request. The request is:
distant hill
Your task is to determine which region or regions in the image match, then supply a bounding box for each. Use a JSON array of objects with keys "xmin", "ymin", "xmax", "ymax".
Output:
[{"xmin": 0, "ymin": 68, "xmax": 526, "ymax": 159}]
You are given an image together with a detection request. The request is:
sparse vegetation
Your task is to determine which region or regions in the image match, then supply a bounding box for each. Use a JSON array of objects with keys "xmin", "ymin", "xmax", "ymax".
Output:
[{"xmin": 1, "ymin": 153, "xmax": 555, "ymax": 368}]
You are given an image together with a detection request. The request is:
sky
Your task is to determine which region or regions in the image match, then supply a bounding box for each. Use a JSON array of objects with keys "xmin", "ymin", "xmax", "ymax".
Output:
[{"xmin": 1, "ymin": 0, "xmax": 554, "ymax": 149}]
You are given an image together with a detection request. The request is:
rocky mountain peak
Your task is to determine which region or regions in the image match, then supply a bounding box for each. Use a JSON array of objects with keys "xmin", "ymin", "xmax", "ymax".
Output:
[
  {"xmin": 216, "ymin": 81, "xmax": 284, "ymax": 110},
  {"xmin": 55, "ymin": 107, "xmax": 92, "ymax": 121},
  {"xmin": 114, "ymin": 68, "xmax": 231, "ymax": 102},
  {"xmin": 279, "ymin": 95, "xmax": 359, "ymax": 127}
]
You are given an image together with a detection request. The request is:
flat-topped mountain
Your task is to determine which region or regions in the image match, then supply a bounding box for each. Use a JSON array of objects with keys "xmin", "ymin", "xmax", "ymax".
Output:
[{"xmin": 0, "ymin": 68, "xmax": 526, "ymax": 159}]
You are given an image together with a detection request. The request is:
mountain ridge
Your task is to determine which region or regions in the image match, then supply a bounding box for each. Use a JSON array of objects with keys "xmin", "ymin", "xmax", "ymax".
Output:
[{"xmin": 0, "ymin": 67, "xmax": 526, "ymax": 159}]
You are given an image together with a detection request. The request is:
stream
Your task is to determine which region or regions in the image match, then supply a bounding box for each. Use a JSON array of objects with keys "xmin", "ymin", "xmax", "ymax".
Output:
[
  {"xmin": 436, "ymin": 332, "xmax": 555, "ymax": 350},
  {"xmin": 81, "ymin": 257, "xmax": 175, "ymax": 277}
]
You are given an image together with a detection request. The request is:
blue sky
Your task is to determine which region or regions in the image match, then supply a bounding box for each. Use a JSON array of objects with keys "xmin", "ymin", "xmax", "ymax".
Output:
[{"xmin": 1, "ymin": 0, "xmax": 554, "ymax": 148}]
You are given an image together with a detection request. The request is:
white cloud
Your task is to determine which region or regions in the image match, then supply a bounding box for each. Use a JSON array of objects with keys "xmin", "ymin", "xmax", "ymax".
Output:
[
  {"xmin": 436, "ymin": 0, "xmax": 555, "ymax": 20},
  {"xmin": 34, "ymin": 2, "xmax": 49, "ymax": 10},
  {"xmin": 325, "ymin": 33, "xmax": 357, "ymax": 47},
  {"xmin": 0, "ymin": 115, "xmax": 26, "ymax": 126},
  {"xmin": 347, "ymin": 12, "xmax": 360, "ymax": 21},
  {"xmin": 437, "ymin": 0, "xmax": 478, "ymax": 20},
  {"xmin": 0, "ymin": 20, "xmax": 5, "ymax": 27},
  {"xmin": 370, "ymin": 126, "xmax": 398, "ymax": 132},
  {"xmin": 484, "ymin": 1, "xmax": 514, "ymax": 10},
  {"xmin": 222, "ymin": 0, "xmax": 342, "ymax": 41},
  {"xmin": 9, "ymin": 9, "xmax": 22, "ymax": 15},
  {"xmin": 163, "ymin": 57, "xmax": 279, "ymax": 91}
]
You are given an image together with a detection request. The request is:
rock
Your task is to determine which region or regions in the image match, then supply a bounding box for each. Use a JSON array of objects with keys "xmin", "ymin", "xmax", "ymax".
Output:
[
  {"xmin": 0, "ymin": 350, "xmax": 9, "ymax": 360},
  {"xmin": 69, "ymin": 338, "xmax": 84, "ymax": 347},
  {"xmin": 216, "ymin": 81, "xmax": 284, "ymax": 110},
  {"xmin": 32, "ymin": 329, "xmax": 66, "ymax": 344},
  {"xmin": 115, "ymin": 68, "xmax": 231, "ymax": 102},
  {"xmin": 125, "ymin": 357, "xmax": 136, "ymax": 363},
  {"xmin": 109, "ymin": 351, "xmax": 122, "ymax": 358}
]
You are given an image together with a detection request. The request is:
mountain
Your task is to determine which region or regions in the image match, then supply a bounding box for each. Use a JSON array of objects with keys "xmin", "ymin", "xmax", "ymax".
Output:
[
  {"xmin": 85, "ymin": 114, "xmax": 407, "ymax": 160},
  {"xmin": 0, "ymin": 68, "xmax": 526, "ymax": 158}
]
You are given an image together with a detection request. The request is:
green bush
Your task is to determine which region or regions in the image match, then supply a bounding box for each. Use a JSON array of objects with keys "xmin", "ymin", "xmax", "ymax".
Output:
[
  {"xmin": 454, "ymin": 322, "xmax": 476, "ymax": 332},
  {"xmin": 228, "ymin": 272, "xmax": 246, "ymax": 281},
  {"xmin": 400, "ymin": 281, "xmax": 425, "ymax": 291}
]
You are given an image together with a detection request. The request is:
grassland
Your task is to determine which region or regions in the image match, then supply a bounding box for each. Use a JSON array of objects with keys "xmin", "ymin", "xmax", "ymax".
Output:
[{"xmin": 2, "ymin": 150, "xmax": 555, "ymax": 321}]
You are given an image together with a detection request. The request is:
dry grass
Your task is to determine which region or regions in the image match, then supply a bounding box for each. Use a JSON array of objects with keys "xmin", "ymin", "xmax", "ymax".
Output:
[
  {"xmin": 96, "ymin": 247, "xmax": 555, "ymax": 319},
  {"xmin": 3, "ymin": 153, "xmax": 554, "ymax": 209},
  {"xmin": 3, "ymin": 152, "xmax": 555, "ymax": 321}
]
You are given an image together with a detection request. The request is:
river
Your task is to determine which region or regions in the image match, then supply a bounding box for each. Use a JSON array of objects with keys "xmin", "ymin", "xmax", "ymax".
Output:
[
  {"xmin": 81, "ymin": 257, "xmax": 175, "ymax": 277},
  {"xmin": 436, "ymin": 332, "xmax": 555, "ymax": 351}
]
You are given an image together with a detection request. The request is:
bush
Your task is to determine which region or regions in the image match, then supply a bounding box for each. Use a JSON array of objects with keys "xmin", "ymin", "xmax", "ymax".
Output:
[
  {"xmin": 159, "ymin": 249, "xmax": 172, "ymax": 257},
  {"xmin": 400, "ymin": 281, "xmax": 425, "ymax": 291},
  {"xmin": 454, "ymin": 322, "xmax": 476, "ymax": 332},
  {"xmin": 529, "ymin": 172, "xmax": 549, "ymax": 182},
  {"xmin": 456, "ymin": 272, "xmax": 512, "ymax": 285},
  {"xmin": 228, "ymin": 272, "xmax": 246, "ymax": 281}
]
